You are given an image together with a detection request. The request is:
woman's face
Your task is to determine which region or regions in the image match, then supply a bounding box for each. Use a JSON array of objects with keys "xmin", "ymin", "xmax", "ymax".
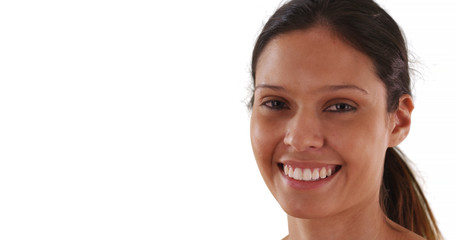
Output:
[{"xmin": 250, "ymin": 27, "xmax": 398, "ymax": 219}]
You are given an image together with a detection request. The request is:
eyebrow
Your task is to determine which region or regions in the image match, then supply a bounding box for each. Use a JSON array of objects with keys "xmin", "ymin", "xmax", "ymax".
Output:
[
  {"xmin": 254, "ymin": 84, "xmax": 286, "ymax": 92},
  {"xmin": 254, "ymin": 84, "xmax": 369, "ymax": 95},
  {"xmin": 323, "ymin": 84, "xmax": 369, "ymax": 95}
]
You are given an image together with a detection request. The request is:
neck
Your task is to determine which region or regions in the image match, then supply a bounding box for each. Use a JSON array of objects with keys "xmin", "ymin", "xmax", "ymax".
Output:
[{"xmin": 286, "ymin": 198, "xmax": 394, "ymax": 240}]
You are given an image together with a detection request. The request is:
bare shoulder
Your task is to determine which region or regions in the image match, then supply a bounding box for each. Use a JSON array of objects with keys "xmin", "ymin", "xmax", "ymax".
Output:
[
  {"xmin": 387, "ymin": 230, "xmax": 425, "ymax": 240},
  {"xmin": 401, "ymin": 231, "xmax": 425, "ymax": 240},
  {"xmin": 386, "ymin": 219, "xmax": 425, "ymax": 240}
]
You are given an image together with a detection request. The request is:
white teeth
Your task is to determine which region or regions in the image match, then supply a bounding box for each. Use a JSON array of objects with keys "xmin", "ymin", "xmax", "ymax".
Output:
[
  {"xmin": 283, "ymin": 165, "xmax": 337, "ymax": 181},
  {"xmin": 288, "ymin": 167, "xmax": 294, "ymax": 178},
  {"xmin": 312, "ymin": 169, "xmax": 319, "ymax": 180},
  {"xmin": 294, "ymin": 168, "xmax": 303, "ymax": 180},
  {"xmin": 303, "ymin": 168, "xmax": 312, "ymax": 181},
  {"xmin": 320, "ymin": 167, "xmax": 327, "ymax": 179}
]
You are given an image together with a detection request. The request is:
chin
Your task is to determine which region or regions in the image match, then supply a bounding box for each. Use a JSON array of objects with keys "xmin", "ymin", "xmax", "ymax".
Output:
[{"xmin": 276, "ymin": 195, "xmax": 336, "ymax": 219}]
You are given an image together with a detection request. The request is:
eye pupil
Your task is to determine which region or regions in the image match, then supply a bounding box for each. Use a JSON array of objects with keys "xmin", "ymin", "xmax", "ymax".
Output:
[
  {"xmin": 337, "ymin": 104, "xmax": 348, "ymax": 110},
  {"xmin": 272, "ymin": 101, "xmax": 282, "ymax": 107}
]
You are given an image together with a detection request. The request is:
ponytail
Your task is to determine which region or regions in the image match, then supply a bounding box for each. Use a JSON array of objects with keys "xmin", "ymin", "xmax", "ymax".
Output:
[{"xmin": 380, "ymin": 147, "xmax": 442, "ymax": 240}]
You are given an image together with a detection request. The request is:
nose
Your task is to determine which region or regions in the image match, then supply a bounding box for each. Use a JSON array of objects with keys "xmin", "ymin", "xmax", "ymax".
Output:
[{"xmin": 283, "ymin": 110, "xmax": 324, "ymax": 152}]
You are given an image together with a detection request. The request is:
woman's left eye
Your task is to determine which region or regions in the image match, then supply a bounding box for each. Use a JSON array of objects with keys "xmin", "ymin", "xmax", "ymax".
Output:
[{"xmin": 324, "ymin": 103, "xmax": 356, "ymax": 112}]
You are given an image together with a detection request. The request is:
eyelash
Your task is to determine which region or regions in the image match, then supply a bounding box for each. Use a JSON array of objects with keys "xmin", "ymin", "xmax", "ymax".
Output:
[{"xmin": 261, "ymin": 100, "xmax": 356, "ymax": 112}]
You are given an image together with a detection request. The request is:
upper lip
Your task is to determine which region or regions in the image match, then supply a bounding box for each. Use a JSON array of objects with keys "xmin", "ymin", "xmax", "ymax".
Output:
[{"xmin": 279, "ymin": 160, "xmax": 342, "ymax": 169}]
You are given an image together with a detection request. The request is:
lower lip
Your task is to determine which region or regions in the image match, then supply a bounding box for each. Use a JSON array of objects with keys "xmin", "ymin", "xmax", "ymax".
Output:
[{"xmin": 280, "ymin": 166, "xmax": 340, "ymax": 190}]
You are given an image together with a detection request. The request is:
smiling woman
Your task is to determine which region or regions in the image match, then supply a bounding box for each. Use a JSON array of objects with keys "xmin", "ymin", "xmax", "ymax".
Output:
[{"xmin": 249, "ymin": 0, "xmax": 442, "ymax": 240}]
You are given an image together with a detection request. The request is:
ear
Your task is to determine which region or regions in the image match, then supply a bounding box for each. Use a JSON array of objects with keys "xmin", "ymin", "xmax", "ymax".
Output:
[{"xmin": 388, "ymin": 94, "xmax": 414, "ymax": 147}]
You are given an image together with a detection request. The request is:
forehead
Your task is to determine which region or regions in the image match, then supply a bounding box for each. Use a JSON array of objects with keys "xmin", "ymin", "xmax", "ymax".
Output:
[{"xmin": 255, "ymin": 27, "xmax": 382, "ymax": 92}]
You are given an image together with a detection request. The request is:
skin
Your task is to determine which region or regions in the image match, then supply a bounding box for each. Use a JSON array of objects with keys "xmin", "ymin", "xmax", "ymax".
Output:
[{"xmin": 250, "ymin": 27, "xmax": 420, "ymax": 240}]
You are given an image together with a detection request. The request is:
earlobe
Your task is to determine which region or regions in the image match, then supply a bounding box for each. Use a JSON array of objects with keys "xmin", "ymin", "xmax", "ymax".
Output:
[{"xmin": 389, "ymin": 94, "xmax": 414, "ymax": 147}]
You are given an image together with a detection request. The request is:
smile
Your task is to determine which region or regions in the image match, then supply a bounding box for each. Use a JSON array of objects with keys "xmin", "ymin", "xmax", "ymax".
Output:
[{"xmin": 282, "ymin": 164, "xmax": 341, "ymax": 181}]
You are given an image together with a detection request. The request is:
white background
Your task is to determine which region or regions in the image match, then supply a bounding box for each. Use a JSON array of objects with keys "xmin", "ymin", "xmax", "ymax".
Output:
[{"xmin": 0, "ymin": 0, "xmax": 454, "ymax": 239}]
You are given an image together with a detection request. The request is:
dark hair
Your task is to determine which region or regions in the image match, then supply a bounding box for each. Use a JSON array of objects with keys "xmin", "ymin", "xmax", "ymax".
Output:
[{"xmin": 250, "ymin": 0, "xmax": 441, "ymax": 239}]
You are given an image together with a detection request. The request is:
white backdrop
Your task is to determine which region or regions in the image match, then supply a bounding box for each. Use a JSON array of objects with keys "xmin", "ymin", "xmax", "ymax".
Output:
[{"xmin": 1, "ymin": 0, "xmax": 454, "ymax": 239}]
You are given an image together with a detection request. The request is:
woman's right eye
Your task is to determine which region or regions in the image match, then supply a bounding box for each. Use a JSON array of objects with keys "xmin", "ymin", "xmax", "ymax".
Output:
[{"xmin": 262, "ymin": 100, "xmax": 289, "ymax": 110}]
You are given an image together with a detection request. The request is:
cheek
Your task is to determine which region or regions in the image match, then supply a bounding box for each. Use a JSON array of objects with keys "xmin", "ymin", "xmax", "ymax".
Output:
[
  {"xmin": 250, "ymin": 115, "xmax": 283, "ymax": 175},
  {"xmin": 326, "ymin": 115, "xmax": 388, "ymax": 189},
  {"xmin": 326, "ymin": 112, "xmax": 390, "ymax": 155}
]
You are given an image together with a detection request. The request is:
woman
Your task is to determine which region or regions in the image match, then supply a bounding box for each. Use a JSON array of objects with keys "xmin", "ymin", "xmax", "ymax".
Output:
[{"xmin": 249, "ymin": 0, "xmax": 442, "ymax": 239}]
